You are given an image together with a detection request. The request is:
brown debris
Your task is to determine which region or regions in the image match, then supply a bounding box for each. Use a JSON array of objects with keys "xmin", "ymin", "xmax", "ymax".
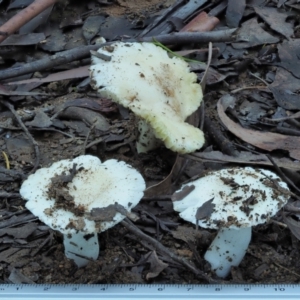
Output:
[{"xmin": 0, "ymin": 0, "xmax": 59, "ymax": 44}]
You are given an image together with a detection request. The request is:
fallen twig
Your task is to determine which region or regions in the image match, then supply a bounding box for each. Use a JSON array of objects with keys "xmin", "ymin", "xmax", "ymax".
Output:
[
  {"xmin": 266, "ymin": 154, "xmax": 300, "ymax": 197},
  {"xmin": 31, "ymin": 232, "xmax": 53, "ymax": 257},
  {"xmin": 139, "ymin": 29, "xmax": 237, "ymax": 44},
  {"xmin": 81, "ymin": 122, "xmax": 96, "ymax": 155},
  {"xmin": 200, "ymin": 42, "xmax": 213, "ymax": 92},
  {"xmin": 0, "ymin": 213, "xmax": 37, "ymax": 229},
  {"xmin": 0, "ymin": 29, "xmax": 237, "ymax": 81},
  {"xmin": 2, "ymin": 151, "xmax": 10, "ymax": 169},
  {"xmin": 0, "ymin": 0, "xmax": 58, "ymax": 44},
  {"xmin": 1, "ymin": 100, "xmax": 40, "ymax": 173},
  {"xmin": 121, "ymin": 218, "xmax": 219, "ymax": 283},
  {"xmin": 204, "ymin": 115, "xmax": 239, "ymax": 156},
  {"xmin": 0, "ymin": 44, "xmax": 100, "ymax": 81},
  {"xmin": 231, "ymin": 86, "xmax": 269, "ymax": 94},
  {"xmin": 0, "ymin": 192, "xmax": 20, "ymax": 198}
]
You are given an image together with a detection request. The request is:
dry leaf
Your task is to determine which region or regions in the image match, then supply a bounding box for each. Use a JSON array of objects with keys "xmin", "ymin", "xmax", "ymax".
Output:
[
  {"xmin": 195, "ymin": 198, "xmax": 215, "ymax": 221},
  {"xmin": 144, "ymin": 155, "xmax": 183, "ymax": 197},
  {"xmin": 145, "ymin": 251, "xmax": 168, "ymax": 280},
  {"xmin": 283, "ymin": 213, "xmax": 300, "ymax": 241},
  {"xmin": 226, "ymin": 0, "xmax": 246, "ymax": 28},
  {"xmin": 187, "ymin": 151, "xmax": 300, "ymax": 170},
  {"xmin": 181, "ymin": 11, "xmax": 219, "ymax": 32},
  {"xmin": 171, "ymin": 185, "xmax": 195, "ymax": 202},
  {"xmin": 8, "ymin": 66, "xmax": 89, "ymax": 85},
  {"xmin": 217, "ymin": 94, "xmax": 300, "ymax": 160}
]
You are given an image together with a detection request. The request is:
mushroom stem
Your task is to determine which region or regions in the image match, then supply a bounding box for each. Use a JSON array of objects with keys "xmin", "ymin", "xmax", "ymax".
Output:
[
  {"xmin": 204, "ymin": 227, "xmax": 251, "ymax": 278},
  {"xmin": 136, "ymin": 119, "xmax": 161, "ymax": 153},
  {"xmin": 63, "ymin": 232, "xmax": 99, "ymax": 268}
]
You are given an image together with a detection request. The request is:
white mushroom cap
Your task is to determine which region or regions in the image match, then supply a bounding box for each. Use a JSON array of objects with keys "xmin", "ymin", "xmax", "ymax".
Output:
[
  {"xmin": 20, "ymin": 155, "xmax": 146, "ymax": 235},
  {"xmin": 173, "ymin": 167, "xmax": 289, "ymax": 229},
  {"xmin": 90, "ymin": 42, "xmax": 204, "ymax": 154}
]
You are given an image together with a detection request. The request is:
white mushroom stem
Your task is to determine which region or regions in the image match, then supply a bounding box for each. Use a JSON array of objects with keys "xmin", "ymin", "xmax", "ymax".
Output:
[
  {"xmin": 63, "ymin": 232, "xmax": 99, "ymax": 268},
  {"xmin": 204, "ymin": 227, "xmax": 251, "ymax": 278},
  {"xmin": 136, "ymin": 119, "xmax": 161, "ymax": 153}
]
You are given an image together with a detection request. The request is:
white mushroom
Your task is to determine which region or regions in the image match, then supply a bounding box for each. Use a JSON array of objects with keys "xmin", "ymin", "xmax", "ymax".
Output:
[
  {"xmin": 90, "ymin": 42, "xmax": 204, "ymax": 154},
  {"xmin": 172, "ymin": 167, "xmax": 290, "ymax": 278},
  {"xmin": 20, "ymin": 155, "xmax": 145, "ymax": 267}
]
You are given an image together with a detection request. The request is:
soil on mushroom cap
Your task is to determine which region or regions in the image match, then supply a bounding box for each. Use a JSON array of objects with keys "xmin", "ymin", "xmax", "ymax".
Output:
[{"xmin": 47, "ymin": 163, "xmax": 86, "ymax": 217}]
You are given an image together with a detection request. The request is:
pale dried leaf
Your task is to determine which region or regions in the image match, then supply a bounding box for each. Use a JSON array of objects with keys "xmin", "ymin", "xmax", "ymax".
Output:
[{"xmin": 217, "ymin": 95, "xmax": 300, "ymax": 160}]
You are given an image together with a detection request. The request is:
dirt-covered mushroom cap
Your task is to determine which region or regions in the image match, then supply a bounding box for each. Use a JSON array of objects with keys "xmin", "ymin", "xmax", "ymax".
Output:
[
  {"xmin": 173, "ymin": 167, "xmax": 289, "ymax": 229},
  {"xmin": 172, "ymin": 166, "xmax": 289, "ymax": 278},
  {"xmin": 90, "ymin": 42, "xmax": 204, "ymax": 154},
  {"xmin": 20, "ymin": 155, "xmax": 145, "ymax": 235},
  {"xmin": 20, "ymin": 155, "xmax": 145, "ymax": 267}
]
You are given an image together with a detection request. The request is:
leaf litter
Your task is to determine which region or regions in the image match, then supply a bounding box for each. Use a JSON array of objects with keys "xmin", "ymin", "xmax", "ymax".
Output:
[{"xmin": 1, "ymin": 0, "xmax": 300, "ymax": 286}]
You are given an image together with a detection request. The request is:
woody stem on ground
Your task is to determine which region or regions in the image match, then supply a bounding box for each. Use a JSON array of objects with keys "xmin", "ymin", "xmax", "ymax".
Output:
[
  {"xmin": 121, "ymin": 218, "xmax": 220, "ymax": 283},
  {"xmin": 0, "ymin": 29, "xmax": 237, "ymax": 81},
  {"xmin": 0, "ymin": 0, "xmax": 59, "ymax": 44},
  {"xmin": 1, "ymin": 100, "xmax": 40, "ymax": 173}
]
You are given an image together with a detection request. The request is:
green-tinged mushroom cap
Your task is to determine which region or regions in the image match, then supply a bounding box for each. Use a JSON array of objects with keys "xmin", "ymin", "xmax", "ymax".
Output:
[{"xmin": 90, "ymin": 42, "xmax": 204, "ymax": 154}]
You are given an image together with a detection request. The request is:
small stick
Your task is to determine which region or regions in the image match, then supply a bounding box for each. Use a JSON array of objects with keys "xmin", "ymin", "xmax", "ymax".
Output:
[
  {"xmin": 200, "ymin": 42, "xmax": 213, "ymax": 92},
  {"xmin": 204, "ymin": 115, "xmax": 239, "ymax": 156},
  {"xmin": 121, "ymin": 218, "xmax": 219, "ymax": 283},
  {"xmin": 272, "ymin": 261, "xmax": 300, "ymax": 278},
  {"xmin": 199, "ymin": 100, "xmax": 205, "ymax": 131},
  {"xmin": 231, "ymin": 86, "xmax": 269, "ymax": 94},
  {"xmin": 90, "ymin": 50, "xmax": 111, "ymax": 61},
  {"xmin": 0, "ymin": 0, "xmax": 58, "ymax": 44},
  {"xmin": 2, "ymin": 151, "xmax": 10, "ymax": 169},
  {"xmin": 81, "ymin": 122, "xmax": 96, "ymax": 155},
  {"xmin": 138, "ymin": 29, "xmax": 238, "ymax": 44},
  {"xmin": 1, "ymin": 100, "xmax": 40, "ymax": 173},
  {"xmin": 270, "ymin": 219, "xmax": 287, "ymax": 228},
  {"xmin": 0, "ymin": 29, "xmax": 237, "ymax": 81},
  {"xmin": 0, "ymin": 192, "xmax": 20, "ymax": 198},
  {"xmin": 248, "ymin": 71, "xmax": 269, "ymax": 86},
  {"xmin": 0, "ymin": 44, "xmax": 101, "ymax": 81},
  {"xmin": 31, "ymin": 232, "xmax": 53, "ymax": 257},
  {"xmin": 266, "ymin": 154, "xmax": 300, "ymax": 197}
]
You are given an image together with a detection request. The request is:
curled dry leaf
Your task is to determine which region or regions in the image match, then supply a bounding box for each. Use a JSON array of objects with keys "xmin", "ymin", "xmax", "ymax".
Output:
[
  {"xmin": 0, "ymin": 222, "xmax": 37, "ymax": 239},
  {"xmin": 283, "ymin": 213, "xmax": 300, "ymax": 241},
  {"xmin": 145, "ymin": 251, "xmax": 168, "ymax": 280},
  {"xmin": 180, "ymin": 11, "xmax": 219, "ymax": 32},
  {"xmin": 187, "ymin": 150, "xmax": 300, "ymax": 171},
  {"xmin": 232, "ymin": 18, "xmax": 279, "ymax": 49},
  {"xmin": 254, "ymin": 6, "xmax": 293, "ymax": 40},
  {"xmin": 269, "ymin": 68, "xmax": 300, "ymax": 110},
  {"xmin": 195, "ymin": 198, "xmax": 215, "ymax": 222},
  {"xmin": 25, "ymin": 110, "xmax": 52, "ymax": 128},
  {"xmin": 277, "ymin": 40, "xmax": 300, "ymax": 79},
  {"xmin": 172, "ymin": 185, "xmax": 195, "ymax": 202},
  {"xmin": 0, "ymin": 33, "xmax": 45, "ymax": 46},
  {"xmin": 226, "ymin": 0, "xmax": 246, "ymax": 28},
  {"xmin": 144, "ymin": 156, "xmax": 184, "ymax": 197},
  {"xmin": 217, "ymin": 94, "xmax": 300, "ymax": 161}
]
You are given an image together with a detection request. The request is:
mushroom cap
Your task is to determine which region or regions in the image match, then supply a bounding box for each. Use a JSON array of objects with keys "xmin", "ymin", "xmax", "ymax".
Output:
[
  {"xmin": 20, "ymin": 155, "xmax": 145, "ymax": 234},
  {"xmin": 172, "ymin": 167, "xmax": 289, "ymax": 229},
  {"xmin": 90, "ymin": 42, "xmax": 204, "ymax": 154}
]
